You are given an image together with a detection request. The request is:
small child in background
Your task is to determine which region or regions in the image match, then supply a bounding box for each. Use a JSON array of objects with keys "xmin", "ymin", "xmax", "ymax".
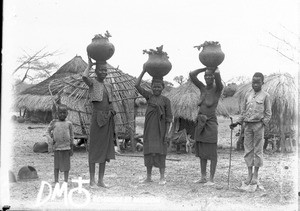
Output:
[{"xmin": 47, "ymin": 104, "xmax": 74, "ymax": 184}]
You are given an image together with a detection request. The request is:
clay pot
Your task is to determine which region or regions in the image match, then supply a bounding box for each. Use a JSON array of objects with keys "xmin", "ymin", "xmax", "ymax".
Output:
[
  {"xmin": 144, "ymin": 53, "xmax": 172, "ymax": 79},
  {"xmin": 197, "ymin": 42, "xmax": 225, "ymax": 67},
  {"xmin": 9, "ymin": 170, "xmax": 17, "ymax": 183},
  {"xmin": 33, "ymin": 142, "xmax": 49, "ymax": 153},
  {"xmin": 17, "ymin": 117, "xmax": 25, "ymax": 123},
  {"xmin": 17, "ymin": 166, "xmax": 38, "ymax": 181},
  {"xmin": 86, "ymin": 36, "xmax": 115, "ymax": 62}
]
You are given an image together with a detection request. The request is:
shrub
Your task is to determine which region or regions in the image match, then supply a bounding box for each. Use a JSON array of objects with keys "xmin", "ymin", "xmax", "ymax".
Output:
[{"xmin": 223, "ymin": 83, "xmax": 238, "ymax": 98}]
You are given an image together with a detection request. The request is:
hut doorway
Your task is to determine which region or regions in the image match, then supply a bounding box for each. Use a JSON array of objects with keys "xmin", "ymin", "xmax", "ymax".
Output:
[
  {"xmin": 169, "ymin": 117, "xmax": 196, "ymax": 153},
  {"xmin": 178, "ymin": 118, "xmax": 196, "ymax": 140}
]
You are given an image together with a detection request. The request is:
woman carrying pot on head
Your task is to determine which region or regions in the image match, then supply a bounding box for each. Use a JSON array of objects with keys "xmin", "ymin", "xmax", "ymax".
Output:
[
  {"xmin": 135, "ymin": 68, "xmax": 173, "ymax": 185},
  {"xmin": 82, "ymin": 56, "xmax": 116, "ymax": 188},
  {"xmin": 189, "ymin": 67, "xmax": 224, "ymax": 186}
]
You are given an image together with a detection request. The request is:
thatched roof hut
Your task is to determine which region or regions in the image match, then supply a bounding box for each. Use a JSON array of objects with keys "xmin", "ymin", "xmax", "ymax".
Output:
[
  {"xmin": 14, "ymin": 55, "xmax": 87, "ymax": 121},
  {"xmin": 48, "ymin": 63, "xmax": 151, "ymax": 140},
  {"xmin": 234, "ymin": 73, "xmax": 297, "ymax": 152},
  {"xmin": 15, "ymin": 55, "xmax": 87, "ymax": 109},
  {"xmin": 165, "ymin": 79, "xmax": 229, "ymax": 140}
]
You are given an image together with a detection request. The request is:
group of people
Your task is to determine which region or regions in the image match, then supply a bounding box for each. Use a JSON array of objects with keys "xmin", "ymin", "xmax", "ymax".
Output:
[{"xmin": 47, "ymin": 55, "xmax": 271, "ymax": 188}]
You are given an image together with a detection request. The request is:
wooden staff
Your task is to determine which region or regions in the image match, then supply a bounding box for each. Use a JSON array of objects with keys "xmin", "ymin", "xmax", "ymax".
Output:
[{"xmin": 228, "ymin": 117, "xmax": 233, "ymax": 188}]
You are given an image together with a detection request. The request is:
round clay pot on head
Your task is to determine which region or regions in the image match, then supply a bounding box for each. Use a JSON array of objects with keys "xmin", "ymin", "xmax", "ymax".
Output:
[
  {"xmin": 87, "ymin": 34, "xmax": 115, "ymax": 63},
  {"xmin": 144, "ymin": 53, "xmax": 172, "ymax": 79},
  {"xmin": 196, "ymin": 41, "xmax": 225, "ymax": 67}
]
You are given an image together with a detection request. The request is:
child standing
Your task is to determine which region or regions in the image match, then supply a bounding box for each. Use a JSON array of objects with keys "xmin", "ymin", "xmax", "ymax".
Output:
[
  {"xmin": 48, "ymin": 104, "xmax": 74, "ymax": 183},
  {"xmin": 230, "ymin": 72, "xmax": 272, "ymax": 185}
]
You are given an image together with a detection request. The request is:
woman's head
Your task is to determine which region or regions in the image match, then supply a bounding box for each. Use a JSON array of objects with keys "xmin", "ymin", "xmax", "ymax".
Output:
[
  {"xmin": 151, "ymin": 78, "xmax": 164, "ymax": 96},
  {"xmin": 95, "ymin": 62, "xmax": 108, "ymax": 81},
  {"xmin": 204, "ymin": 69, "xmax": 215, "ymax": 85}
]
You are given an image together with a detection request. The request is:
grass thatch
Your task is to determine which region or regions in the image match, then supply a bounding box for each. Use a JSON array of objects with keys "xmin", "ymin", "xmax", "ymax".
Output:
[
  {"xmin": 234, "ymin": 73, "xmax": 297, "ymax": 134},
  {"xmin": 49, "ymin": 63, "xmax": 151, "ymax": 138},
  {"xmin": 14, "ymin": 94, "xmax": 54, "ymax": 111},
  {"xmin": 21, "ymin": 55, "xmax": 87, "ymax": 95},
  {"xmin": 165, "ymin": 79, "xmax": 230, "ymax": 122},
  {"xmin": 14, "ymin": 55, "xmax": 88, "ymax": 111}
]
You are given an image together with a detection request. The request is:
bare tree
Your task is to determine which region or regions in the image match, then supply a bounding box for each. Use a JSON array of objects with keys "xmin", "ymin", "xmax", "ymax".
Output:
[
  {"xmin": 261, "ymin": 25, "xmax": 300, "ymax": 64},
  {"xmin": 13, "ymin": 47, "xmax": 60, "ymax": 84},
  {"xmin": 260, "ymin": 25, "xmax": 299, "ymax": 153},
  {"xmin": 173, "ymin": 75, "xmax": 187, "ymax": 85}
]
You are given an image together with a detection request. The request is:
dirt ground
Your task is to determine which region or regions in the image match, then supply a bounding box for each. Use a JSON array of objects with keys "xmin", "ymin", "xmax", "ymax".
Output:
[{"xmin": 7, "ymin": 116, "xmax": 298, "ymax": 210}]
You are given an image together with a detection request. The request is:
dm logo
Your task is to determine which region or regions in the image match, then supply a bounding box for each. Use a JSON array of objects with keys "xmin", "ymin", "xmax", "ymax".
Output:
[{"xmin": 36, "ymin": 177, "xmax": 91, "ymax": 208}]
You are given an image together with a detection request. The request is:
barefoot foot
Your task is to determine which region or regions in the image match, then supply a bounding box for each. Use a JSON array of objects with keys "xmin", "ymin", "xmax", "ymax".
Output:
[
  {"xmin": 97, "ymin": 181, "xmax": 108, "ymax": 188},
  {"xmin": 244, "ymin": 174, "xmax": 253, "ymax": 185},
  {"xmin": 90, "ymin": 181, "xmax": 97, "ymax": 188},
  {"xmin": 194, "ymin": 178, "xmax": 207, "ymax": 184},
  {"xmin": 204, "ymin": 181, "xmax": 215, "ymax": 186},
  {"xmin": 250, "ymin": 175, "xmax": 258, "ymax": 185},
  {"xmin": 159, "ymin": 178, "xmax": 166, "ymax": 185},
  {"xmin": 140, "ymin": 178, "xmax": 153, "ymax": 183}
]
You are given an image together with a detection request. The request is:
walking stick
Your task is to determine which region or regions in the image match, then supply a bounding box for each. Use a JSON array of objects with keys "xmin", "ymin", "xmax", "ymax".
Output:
[{"xmin": 227, "ymin": 117, "xmax": 233, "ymax": 188}]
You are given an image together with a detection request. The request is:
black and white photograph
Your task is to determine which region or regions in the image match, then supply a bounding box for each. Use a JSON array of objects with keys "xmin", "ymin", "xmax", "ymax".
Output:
[{"xmin": 1, "ymin": 0, "xmax": 299, "ymax": 210}]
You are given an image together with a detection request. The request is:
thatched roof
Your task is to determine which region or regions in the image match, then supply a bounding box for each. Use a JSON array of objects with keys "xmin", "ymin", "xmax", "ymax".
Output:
[
  {"xmin": 165, "ymin": 80, "xmax": 229, "ymax": 121},
  {"xmin": 234, "ymin": 73, "xmax": 296, "ymax": 133},
  {"xmin": 21, "ymin": 55, "xmax": 87, "ymax": 95},
  {"xmin": 14, "ymin": 94, "xmax": 54, "ymax": 111},
  {"xmin": 15, "ymin": 55, "xmax": 87, "ymax": 111}
]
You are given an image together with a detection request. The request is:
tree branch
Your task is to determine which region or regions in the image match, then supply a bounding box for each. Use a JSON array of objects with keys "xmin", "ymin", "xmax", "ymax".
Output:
[
  {"xmin": 13, "ymin": 47, "xmax": 60, "ymax": 83},
  {"xmin": 13, "ymin": 48, "xmax": 47, "ymax": 74},
  {"xmin": 260, "ymin": 44, "xmax": 299, "ymax": 64},
  {"xmin": 13, "ymin": 47, "xmax": 60, "ymax": 75},
  {"xmin": 268, "ymin": 32, "xmax": 300, "ymax": 53}
]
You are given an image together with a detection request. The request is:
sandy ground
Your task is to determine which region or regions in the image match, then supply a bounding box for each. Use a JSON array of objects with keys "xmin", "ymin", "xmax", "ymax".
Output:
[{"xmin": 6, "ymin": 116, "xmax": 299, "ymax": 210}]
